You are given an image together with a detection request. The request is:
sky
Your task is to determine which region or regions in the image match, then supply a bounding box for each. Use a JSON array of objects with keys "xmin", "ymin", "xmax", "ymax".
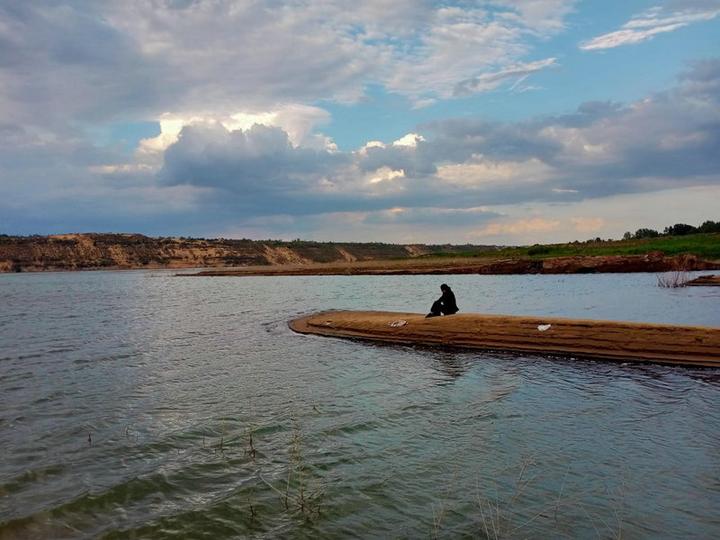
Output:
[{"xmin": 1, "ymin": 0, "xmax": 719, "ymax": 245}]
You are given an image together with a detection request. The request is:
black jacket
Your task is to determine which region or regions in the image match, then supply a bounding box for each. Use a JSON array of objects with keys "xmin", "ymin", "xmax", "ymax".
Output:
[{"xmin": 440, "ymin": 288, "xmax": 458, "ymax": 314}]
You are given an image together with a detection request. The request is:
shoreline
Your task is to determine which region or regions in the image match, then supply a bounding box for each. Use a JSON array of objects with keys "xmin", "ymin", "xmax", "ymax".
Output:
[
  {"xmin": 290, "ymin": 311, "xmax": 720, "ymax": 368},
  {"xmin": 3, "ymin": 232, "xmax": 719, "ymax": 275},
  {"xmin": 2, "ymin": 254, "xmax": 719, "ymax": 277},
  {"xmin": 178, "ymin": 253, "xmax": 720, "ymax": 277}
]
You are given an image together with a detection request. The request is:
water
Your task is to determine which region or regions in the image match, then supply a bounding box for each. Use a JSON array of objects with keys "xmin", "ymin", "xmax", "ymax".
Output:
[{"xmin": 1, "ymin": 271, "xmax": 719, "ymax": 539}]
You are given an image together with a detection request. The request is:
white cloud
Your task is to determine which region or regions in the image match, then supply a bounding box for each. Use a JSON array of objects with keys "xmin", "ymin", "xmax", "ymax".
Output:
[
  {"xmin": 580, "ymin": 6, "xmax": 720, "ymax": 50},
  {"xmin": 492, "ymin": 0, "xmax": 577, "ymax": 33},
  {"xmin": 437, "ymin": 157, "xmax": 554, "ymax": 186},
  {"xmin": 454, "ymin": 57, "xmax": 558, "ymax": 96},
  {"xmin": 571, "ymin": 217, "xmax": 605, "ymax": 233},
  {"xmin": 473, "ymin": 217, "xmax": 562, "ymax": 236},
  {"xmin": 368, "ymin": 167, "xmax": 405, "ymax": 184},
  {"xmin": 149, "ymin": 59, "xmax": 720, "ymax": 226},
  {"xmin": 137, "ymin": 105, "xmax": 334, "ymax": 163},
  {"xmin": 95, "ymin": 1, "xmax": 576, "ymax": 112},
  {"xmin": 87, "ymin": 163, "xmax": 154, "ymax": 175},
  {"xmin": 392, "ymin": 133, "xmax": 426, "ymax": 147},
  {"xmin": 362, "ymin": 141, "xmax": 387, "ymax": 151},
  {"xmin": 3, "ymin": 2, "xmax": 720, "ymax": 242}
]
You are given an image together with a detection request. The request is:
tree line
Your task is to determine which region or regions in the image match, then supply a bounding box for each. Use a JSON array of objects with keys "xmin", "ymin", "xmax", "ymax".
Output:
[{"xmin": 623, "ymin": 220, "xmax": 720, "ymax": 240}]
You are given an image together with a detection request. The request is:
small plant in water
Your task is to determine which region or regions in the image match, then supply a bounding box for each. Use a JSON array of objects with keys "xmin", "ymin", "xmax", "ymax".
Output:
[
  {"xmin": 657, "ymin": 270, "xmax": 689, "ymax": 288},
  {"xmin": 657, "ymin": 254, "xmax": 692, "ymax": 288},
  {"xmin": 244, "ymin": 425, "xmax": 257, "ymax": 459},
  {"xmin": 473, "ymin": 457, "xmax": 625, "ymax": 540},
  {"xmin": 260, "ymin": 421, "xmax": 324, "ymax": 520}
]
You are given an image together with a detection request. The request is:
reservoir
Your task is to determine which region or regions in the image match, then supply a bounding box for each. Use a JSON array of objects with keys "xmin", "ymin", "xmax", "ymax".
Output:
[{"xmin": 1, "ymin": 271, "xmax": 719, "ymax": 538}]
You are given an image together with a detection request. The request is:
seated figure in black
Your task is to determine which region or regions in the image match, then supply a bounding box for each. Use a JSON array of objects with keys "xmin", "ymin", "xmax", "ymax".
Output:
[{"xmin": 426, "ymin": 283, "xmax": 459, "ymax": 318}]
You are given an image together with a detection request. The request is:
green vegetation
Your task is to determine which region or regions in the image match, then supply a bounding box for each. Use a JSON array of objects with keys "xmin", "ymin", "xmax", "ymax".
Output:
[
  {"xmin": 623, "ymin": 220, "xmax": 720, "ymax": 239},
  {"xmin": 425, "ymin": 233, "xmax": 720, "ymax": 260},
  {"xmin": 2, "ymin": 220, "xmax": 718, "ymax": 273},
  {"xmin": 422, "ymin": 220, "xmax": 720, "ymax": 261}
]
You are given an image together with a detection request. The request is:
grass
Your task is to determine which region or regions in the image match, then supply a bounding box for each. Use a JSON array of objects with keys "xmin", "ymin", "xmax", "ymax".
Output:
[
  {"xmin": 259, "ymin": 421, "xmax": 324, "ymax": 521},
  {"xmin": 425, "ymin": 233, "xmax": 720, "ymax": 261},
  {"xmin": 470, "ymin": 457, "xmax": 626, "ymax": 540}
]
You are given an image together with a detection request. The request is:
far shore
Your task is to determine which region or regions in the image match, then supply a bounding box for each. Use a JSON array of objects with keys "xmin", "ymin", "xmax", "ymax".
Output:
[
  {"xmin": 3, "ymin": 231, "xmax": 718, "ymax": 274},
  {"xmin": 178, "ymin": 253, "xmax": 720, "ymax": 277}
]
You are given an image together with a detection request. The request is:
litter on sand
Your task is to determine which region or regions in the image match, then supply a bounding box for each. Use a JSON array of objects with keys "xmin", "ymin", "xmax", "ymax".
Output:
[
  {"xmin": 389, "ymin": 320, "xmax": 408, "ymax": 327},
  {"xmin": 537, "ymin": 324, "xmax": 552, "ymax": 332}
]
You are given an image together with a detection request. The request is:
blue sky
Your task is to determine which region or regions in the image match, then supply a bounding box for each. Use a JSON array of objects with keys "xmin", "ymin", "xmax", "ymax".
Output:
[
  {"xmin": 1, "ymin": 0, "xmax": 719, "ymax": 244},
  {"xmin": 322, "ymin": 0, "xmax": 720, "ymax": 149}
]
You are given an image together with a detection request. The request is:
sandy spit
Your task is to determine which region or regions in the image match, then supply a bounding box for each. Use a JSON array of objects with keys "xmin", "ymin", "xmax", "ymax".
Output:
[
  {"xmin": 289, "ymin": 311, "xmax": 720, "ymax": 368},
  {"xmin": 687, "ymin": 274, "xmax": 720, "ymax": 286}
]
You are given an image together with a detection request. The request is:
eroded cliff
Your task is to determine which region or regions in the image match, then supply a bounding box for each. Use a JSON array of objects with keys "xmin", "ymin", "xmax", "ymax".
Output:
[{"xmin": 0, "ymin": 234, "xmax": 489, "ymax": 272}]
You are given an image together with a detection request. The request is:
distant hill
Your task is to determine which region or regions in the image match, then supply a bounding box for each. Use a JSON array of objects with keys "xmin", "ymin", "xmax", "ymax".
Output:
[{"xmin": 0, "ymin": 233, "xmax": 499, "ymax": 272}]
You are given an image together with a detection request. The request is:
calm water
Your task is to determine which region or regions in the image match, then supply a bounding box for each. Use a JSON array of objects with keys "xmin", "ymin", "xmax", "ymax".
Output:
[{"xmin": 1, "ymin": 271, "xmax": 719, "ymax": 539}]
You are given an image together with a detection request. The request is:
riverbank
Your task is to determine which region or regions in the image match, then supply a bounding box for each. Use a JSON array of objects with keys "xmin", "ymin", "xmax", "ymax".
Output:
[
  {"xmin": 0, "ymin": 233, "xmax": 492, "ymax": 273},
  {"xmin": 2, "ymin": 232, "xmax": 718, "ymax": 273},
  {"xmin": 181, "ymin": 253, "xmax": 720, "ymax": 276},
  {"xmin": 290, "ymin": 311, "xmax": 720, "ymax": 367}
]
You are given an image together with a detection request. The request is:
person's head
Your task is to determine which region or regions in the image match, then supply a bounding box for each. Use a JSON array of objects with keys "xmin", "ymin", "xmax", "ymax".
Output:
[{"xmin": 440, "ymin": 283, "xmax": 450, "ymax": 292}]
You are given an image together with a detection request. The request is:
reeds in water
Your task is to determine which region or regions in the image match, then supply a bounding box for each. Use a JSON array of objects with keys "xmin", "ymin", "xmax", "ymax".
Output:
[{"xmin": 657, "ymin": 255, "xmax": 691, "ymax": 288}]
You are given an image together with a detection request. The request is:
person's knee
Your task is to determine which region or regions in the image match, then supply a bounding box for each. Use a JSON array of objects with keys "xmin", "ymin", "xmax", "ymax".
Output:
[{"xmin": 428, "ymin": 300, "xmax": 442, "ymax": 317}]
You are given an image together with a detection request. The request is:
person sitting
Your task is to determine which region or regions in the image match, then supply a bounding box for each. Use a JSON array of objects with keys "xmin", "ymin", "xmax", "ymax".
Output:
[{"xmin": 426, "ymin": 283, "xmax": 459, "ymax": 318}]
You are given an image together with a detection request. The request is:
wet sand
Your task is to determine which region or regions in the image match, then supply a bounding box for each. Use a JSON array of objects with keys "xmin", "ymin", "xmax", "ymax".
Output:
[
  {"xmin": 687, "ymin": 274, "xmax": 720, "ymax": 286},
  {"xmin": 290, "ymin": 311, "xmax": 720, "ymax": 368}
]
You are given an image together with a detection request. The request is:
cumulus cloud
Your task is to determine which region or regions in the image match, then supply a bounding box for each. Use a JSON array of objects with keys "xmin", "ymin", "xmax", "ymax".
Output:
[
  {"xmin": 392, "ymin": 133, "xmax": 426, "ymax": 147},
  {"xmin": 580, "ymin": 5, "xmax": 720, "ymax": 50},
  {"xmin": 160, "ymin": 123, "xmax": 348, "ymax": 196},
  {"xmin": 0, "ymin": 0, "xmax": 579, "ymax": 237},
  {"xmin": 137, "ymin": 105, "xmax": 333, "ymax": 162},
  {"xmin": 2, "ymin": 1, "xmax": 718, "ymax": 242},
  {"xmin": 152, "ymin": 58, "xmax": 720, "ymax": 223}
]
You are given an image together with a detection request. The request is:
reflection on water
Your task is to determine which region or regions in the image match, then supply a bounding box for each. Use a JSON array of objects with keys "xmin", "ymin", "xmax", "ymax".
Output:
[{"xmin": 1, "ymin": 270, "xmax": 719, "ymax": 538}]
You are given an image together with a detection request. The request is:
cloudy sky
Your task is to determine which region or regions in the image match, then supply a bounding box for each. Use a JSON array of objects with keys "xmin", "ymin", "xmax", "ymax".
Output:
[{"xmin": 1, "ymin": 0, "xmax": 719, "ymax": 244}]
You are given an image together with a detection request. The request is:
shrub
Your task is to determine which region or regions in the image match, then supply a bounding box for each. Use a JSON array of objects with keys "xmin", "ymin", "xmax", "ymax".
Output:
[
  {"xmin": 663, "ymin": 223, "xmax": 697, "ymax": 236},
  {"xmin": 527, "ymin": 244, "xmax": 551, "ymax": 256},
  {"xmin": 634, "ymin": 228, "xmax": 660, "ymax": 239}
]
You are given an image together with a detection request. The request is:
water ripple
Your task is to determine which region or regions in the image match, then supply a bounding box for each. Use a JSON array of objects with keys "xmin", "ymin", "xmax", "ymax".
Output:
[{"xmin": 1, "ymin": 270, "xmax": 719, "ymax": 538}]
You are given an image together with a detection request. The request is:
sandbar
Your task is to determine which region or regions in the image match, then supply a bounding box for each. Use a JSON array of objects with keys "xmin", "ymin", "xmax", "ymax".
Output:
[
  {"xmin": 289, "ymin": 311, "xmax": 720, "ymax": 368},
  {"xmin": 687, "ymin": 274, "xmax": 720, "ymax": 286}
]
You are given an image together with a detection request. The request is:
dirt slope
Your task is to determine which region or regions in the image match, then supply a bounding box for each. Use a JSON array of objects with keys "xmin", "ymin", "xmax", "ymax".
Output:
[{"xmin": 0, "ymin": 233, "xmax": 493, "ymax": 272}]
